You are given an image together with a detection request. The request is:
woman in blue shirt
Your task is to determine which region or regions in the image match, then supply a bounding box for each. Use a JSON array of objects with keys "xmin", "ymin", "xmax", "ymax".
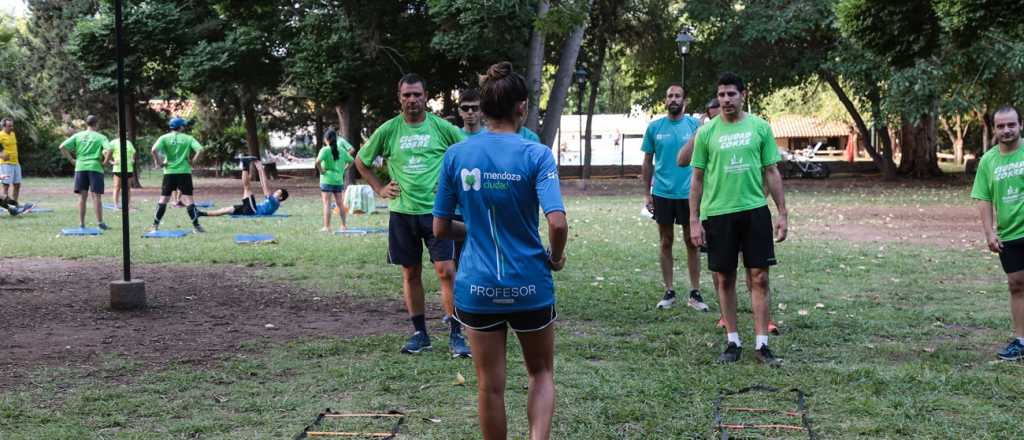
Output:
[{"xmin": 434, "ymin": 61, "xmax": 568, "ymax": 440}]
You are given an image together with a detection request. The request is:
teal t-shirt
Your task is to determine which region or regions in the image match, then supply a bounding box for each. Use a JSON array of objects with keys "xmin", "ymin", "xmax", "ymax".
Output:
[
  {"xmin": 465, "ymin": 126, "xmax": 541, "ymax": 143},
  {"xmin": 358, "ymin": 113, "xmax": 466, "ymax": 214},
  {"xmin": 317, "ymin": 139, "xmax": 354, "ymax": 186},
  {"xmin": 971, "ymin": 143, "xmax": 1024, "ymax": 241},
  {"xmin": 641, "ymin": 115, "xmax": 699, "ymax": 199},
  {"xmin": 691, "ymin": 114, "xmax": 781, "ymax": 219},
  {"xmin": 60, "ymin": 130, "xmax": 110, "ymax": 173}
]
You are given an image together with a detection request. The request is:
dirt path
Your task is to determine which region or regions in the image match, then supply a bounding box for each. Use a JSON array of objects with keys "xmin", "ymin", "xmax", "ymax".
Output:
[{"xmin": 0, "ymin": 258, "xmax": 417, "ymax": 389}]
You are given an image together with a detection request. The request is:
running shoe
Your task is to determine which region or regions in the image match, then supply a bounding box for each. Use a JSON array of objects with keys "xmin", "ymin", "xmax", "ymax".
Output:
[
  {"xmin": 98, "ymin": 222, "xmax": 110, "ymax": 231},
  {"xmin": 687, "ymin": 289, "xmax": 709, "ymax": 312},
  {"xmin": 193, "ymin": 223, "xmax": 206, "ymax": 233},
  {"xmin": 449, "ymin": 332, "xmax": 471, "ymax": 358},
  {"xmin": 997, "ymin": 339, "xmax": 1024, "ymax": 361},
  {"xmin": 656, "ymin": 289, "xmax": 677, "ymax": 309},
  {"xmin": 718, "ymin": 342, "xmax": 742, "ymax": 363},
  {"xmin": 755, "ymin": 345, "xmax": 782, "ymax": 367},
  {"xmin": 401, "ymin": 331, "xmax": 432, "ymax": 354}
]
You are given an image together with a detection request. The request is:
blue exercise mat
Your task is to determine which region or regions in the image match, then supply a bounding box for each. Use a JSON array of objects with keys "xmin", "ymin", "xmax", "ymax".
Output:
[
  {"xmin": 234, "ymin": 233, "xmax": 275, "ymax": 244},
  {"xmin": 103, "ymin": 203, "xmax": 137, "ymax": 211},
  {"xmin": 0, "ymin": 203, "xmax": 44, "ymax": 215},
  {"xmin": 229, "ymin": 213, "xmax": 291, "ymax": 219},
  {"xmin": 335, "ymin": 227, "xmax": 387, "ymax": 236},
  {"xmin": 62, "ymin": 227, "xmax": 102, "ymax": 236},
  {"xmin": 194, "ymin": 201, "xmax": 214, "ymax": 208},
  {"xmin": 143, "ymin": 230, "xmax": 189, "ymax": 238}
]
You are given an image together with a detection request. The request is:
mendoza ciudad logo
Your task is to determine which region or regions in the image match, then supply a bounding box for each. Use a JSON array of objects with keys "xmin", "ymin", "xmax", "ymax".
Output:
[{"xmin": 461, "ymin": 168, "xmax": 522, "ymax": 191}]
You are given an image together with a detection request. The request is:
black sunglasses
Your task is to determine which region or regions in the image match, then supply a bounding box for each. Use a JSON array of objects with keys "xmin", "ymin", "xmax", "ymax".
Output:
[{"xmin": 460, "ymin": 104, "xmax": 480, "ymax": 112}]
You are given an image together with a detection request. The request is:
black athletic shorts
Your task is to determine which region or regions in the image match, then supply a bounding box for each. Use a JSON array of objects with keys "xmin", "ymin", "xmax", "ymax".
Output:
[
  {"xmin": 702, "ymin": 205, "xmax": 776, "ymax": 273},
  {"xmin": 231, "ymin": 195, "xmax": 258, "ymax": 216},
  {"xmin": 652, "ymin": 195, "xmax": 691, "ymax": 225},
  {"xmin": 160, "ymin": 173, "xmax": 194, "ymax": 196},
  {"xmin": 1000, "ymin": 237, "xmax": 1024, "ymax": 274},
  {"xmin": 387, "ymin": 212, "xmax": 456, "ymax": 266},
  {"xmin": 453, "ymin": 305, "xmax": 557, "ymax": 333},
  {"xmin": 73, "ymin": 171, "xmax": 104, "ymax": 194},
  {"xmin": 113, "ymin": 172, "xmax": 134, "ymax": 178},
  {"xmin": 452, "ymin": 213, "xmax": 465, "ymax": 264}
]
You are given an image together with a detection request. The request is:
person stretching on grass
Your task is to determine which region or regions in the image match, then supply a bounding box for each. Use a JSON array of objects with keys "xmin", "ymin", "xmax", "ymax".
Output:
[
  {"xmin": 196, "ymin": 161, "xmax": 288, "ymax": 218},
  {"xmin": 317, "ymin": 129, "xmax": 353, "ymax": 232},
  {"xmin": 434, "ymin": 61, "xmax": 568, "ymax": 440},
  {"xmin": 59, "ymin": 115, "xmax": 110, "ymax": 230},
  {"xmin": 972, "ymin": 105, "xmax": 1024, "ymax": 361}
]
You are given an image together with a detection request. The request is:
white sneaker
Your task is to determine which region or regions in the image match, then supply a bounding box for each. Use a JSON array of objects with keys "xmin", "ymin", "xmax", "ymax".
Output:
[
  {"xmin": 656, "ymin": 290, "xmax": 676, "ymax": 309},
  {"xmin": 687, "ymin": 289, "xmax": 710, "ymax": 312}
]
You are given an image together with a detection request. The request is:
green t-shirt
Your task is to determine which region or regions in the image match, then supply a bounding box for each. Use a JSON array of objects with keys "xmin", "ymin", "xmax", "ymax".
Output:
[
  {"xmin": 108, "ymin": 138, "xmax": 136, "ymax": 173},
  {"xmin": 691, "ymin": 114, "xmax": 781, "ymax": 219},
  {"xmin": 358, "ymin": 113, "xmax": 466, "ymax": 214},
  {"xmin": 317, "ymin": 138, "xmax": 354, "ymax": 186},
  {"xmin": 60, "ymin": 130, "xmax": 110, "ymax": 173},
  {"xmin": 971, "ymin": 143, "xmax": 1024, "ymax": 241},
  {"xmin": 153, "ymin": 132, "xmax": 203, "ymax": 174}
]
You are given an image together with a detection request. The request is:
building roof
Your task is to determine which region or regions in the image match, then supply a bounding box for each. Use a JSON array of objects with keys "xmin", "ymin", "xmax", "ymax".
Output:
[{"xmin": 770, "ymin": 115, "xmax": 850, "ymax": 138}]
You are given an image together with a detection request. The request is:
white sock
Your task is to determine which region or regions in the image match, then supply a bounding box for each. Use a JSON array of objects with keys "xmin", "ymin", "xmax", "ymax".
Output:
[
  {"xmin": 727, "ymin": 332, "xmax": 741, "ymax": 347},
  {"xmin": 756, "ymin": 335, "xmax": 769, "ymax": 350},
  {"xmin": 1016, "ymin": 336, "xmax": 1024, "ymax": 345}
]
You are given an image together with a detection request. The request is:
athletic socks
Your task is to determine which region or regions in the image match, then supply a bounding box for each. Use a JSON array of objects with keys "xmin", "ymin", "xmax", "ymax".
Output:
[
  {"xmin": 1017, "ymin": 336, "xmax": 1024, "ymax": 346},
  {"xmin": 411, "ymin": 314, "xmax": 428, "ymax": 335},
  {"xmin": 727, "ymin": 332, "xmax": 741, "ymax": 347},
  {"xmin": 154, "ymin": 202, "xmax": 167, "ymax": 225},
  {"xmin": 186, "ymin": 204, "xmax": 200, "ymax": 225},
  {"xmin": 755, "ymin": 334, "xmax": 769, "ymax": 350}
]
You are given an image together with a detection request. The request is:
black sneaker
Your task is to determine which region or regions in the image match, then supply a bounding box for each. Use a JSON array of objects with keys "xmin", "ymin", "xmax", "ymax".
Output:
[
  {"xmin": 656, "ymin": 289, "xmax": 676, "ymax": 309},
  {"xmin": 754, "ymin": 345, "xmax": 782, "ymax": 367},
  {"xmin": 687, "ymin": 289, "xmax": 709, "ymax": 312},
  {"xmin": 718, "ymin": 342, "xmax": 741, "ymax": 363},
  {"xmin": 98, "ymin": 222, "xmax": 110, "ymax": 231}
]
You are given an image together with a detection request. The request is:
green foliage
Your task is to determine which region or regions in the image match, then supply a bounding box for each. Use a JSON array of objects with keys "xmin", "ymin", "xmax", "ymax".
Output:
[{"xmin": 836, "ymin": 0, "xmax": 940, "ymax": 68}]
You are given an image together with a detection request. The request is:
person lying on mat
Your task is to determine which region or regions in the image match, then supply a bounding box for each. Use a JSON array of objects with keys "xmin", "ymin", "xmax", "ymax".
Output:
[{"xmin": 197, "ymin": 161, "xmax": 288, "ymax": 218}]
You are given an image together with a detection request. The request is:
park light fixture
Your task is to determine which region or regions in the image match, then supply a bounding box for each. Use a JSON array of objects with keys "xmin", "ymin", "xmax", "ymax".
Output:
[{"xmin": 675, "ymin": 27, "xmax": 696, "ymax": 88}]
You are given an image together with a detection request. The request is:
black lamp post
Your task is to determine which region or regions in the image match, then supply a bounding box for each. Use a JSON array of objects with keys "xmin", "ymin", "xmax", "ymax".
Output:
[
  {"xmin": 109, "ymin": 0, "xmax": 145, "ymax": 310},
  {"xmin": 675, "ymin": 27, "xmax": 695, "ymax": 89},
  {"xmin": 573, "ymin": 67, "xmax": 588, "ymax": 171}
]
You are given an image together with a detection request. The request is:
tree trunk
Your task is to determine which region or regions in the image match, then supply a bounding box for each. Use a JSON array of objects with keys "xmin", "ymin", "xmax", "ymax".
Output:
[
  {"xmin": 820, "ymin": 68, "xmax": 897, "ymax": 179},
  {"xmin": 345, "ymin": 89, "xmax": 363, "ymax": 186},
  {"xmin": 242, "ymin": 91, "xmax": 260, "ymax": 157},
  {"xmin": 582, "ymin": 38, "xmax": 608, "ymax": 181},
  {"xmin": 897, "ymin": 113, "xmax": 943, "ymax": 178},
  {"xmin": 539, "ymin": 19, "xmax": 588, "ymax": 148},
  {"xmin": 335, "ymin": 102, "xmax": 347, "ymax": 139},
  {"xmin": 313, "ymin": 102, "xmax": 325, "ymax": 149},
  {"xmin": 126, "ymin": 95, "xmax": 142, "ymax": 188},
  {"xmin": 975, "ymin": 108, "xmax": 990, "ymax": 152},
  {"xmin": 525, "ymin": 0, "xmax": 550, "ymax": 135}
]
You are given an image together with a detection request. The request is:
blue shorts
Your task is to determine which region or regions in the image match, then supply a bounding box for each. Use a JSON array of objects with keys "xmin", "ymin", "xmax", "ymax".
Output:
[
  {"xmin": 387, "ymin": 212, "xmax": 456, "ymax": 266},
  {"xmin": 0, "ymin": 164, "xmax": 21, "ymax": 184},
  {"xmin": 73, "ymin": 171, "xmax": 104, "ymax": 194},
  {"xmin": 320, "ymin": 183, "xmax": 345, "ymax": 193}
]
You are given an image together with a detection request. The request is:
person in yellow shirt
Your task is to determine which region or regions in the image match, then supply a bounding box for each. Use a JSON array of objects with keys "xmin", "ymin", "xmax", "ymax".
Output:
[
  {"xmin": 104, "ymin": 137, "xmax": 135, "ymax": 209},
  {"xmin": 0, "ymin": 117, "xmax": 24, "ymax": 208}
]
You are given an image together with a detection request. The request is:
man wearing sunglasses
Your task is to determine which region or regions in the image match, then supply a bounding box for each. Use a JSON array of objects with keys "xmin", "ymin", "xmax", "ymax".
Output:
[
  {"xmin": 459, "ymin": 88, "xmax": 541, "ymax": 142},
  {"xmin": 355, "ymin": 73, "xmax": 471, "ymax": 358}
]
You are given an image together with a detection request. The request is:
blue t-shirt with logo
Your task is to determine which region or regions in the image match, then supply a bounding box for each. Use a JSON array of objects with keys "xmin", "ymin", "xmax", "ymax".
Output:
[
  {"xmin": 434, "ymin": 131, "xmax": 565, "ymax": 314},
  {"xmin": 255, "ymin": 196, "xmax": 280, "ymax": 216},
  {"xmin": 640, "ymin": 115, "xmax": 699, "ymax": 199}
]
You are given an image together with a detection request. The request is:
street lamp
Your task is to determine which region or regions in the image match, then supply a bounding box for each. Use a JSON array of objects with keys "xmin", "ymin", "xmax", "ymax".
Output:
[
  {"xmin": 675, "ymin": 27, "xmax": 695, "ymax": 88},
  {"xmin": 573, "ymin": 67, "xmax": 587, "ymax": 170}
]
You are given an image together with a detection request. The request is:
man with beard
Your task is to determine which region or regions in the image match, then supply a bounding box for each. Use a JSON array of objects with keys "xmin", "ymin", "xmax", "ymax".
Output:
[
  {"xmin": 972, "ymin": 105, "xmax": 1024, "ymax": 360},
  {"xmin": 642, "ymin": 84, "xmax": 709, "ymax": 312}
]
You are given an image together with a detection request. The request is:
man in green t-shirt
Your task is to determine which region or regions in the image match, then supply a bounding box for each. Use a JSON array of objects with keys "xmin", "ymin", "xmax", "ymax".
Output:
[
  {"xmin": 354, "ymin": 73, "xmax": 470, "ymax": 358},
  {"xmin": 59, "ymin": 115, "xmax": 110, "ymax": 230},
  {"xmin": 687, "ymin": 73, "xmax": 788, "ymax": 367},
  {"xmin": 104, "ymin": 137, "xmax": 135, "ymax": 210},
  {"xmin": 150, "ymin": 117, "xmax": 205, "ymax": 233},
  {"xmin": 971, "ymin": 105, "xmax": 1024, "ymax": 361}
]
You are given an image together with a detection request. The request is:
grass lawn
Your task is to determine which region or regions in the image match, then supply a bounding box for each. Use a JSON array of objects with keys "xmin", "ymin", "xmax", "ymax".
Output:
[{"xmin": 1, "ymin": 175, "xmax": 1021, "ymax": 439}]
